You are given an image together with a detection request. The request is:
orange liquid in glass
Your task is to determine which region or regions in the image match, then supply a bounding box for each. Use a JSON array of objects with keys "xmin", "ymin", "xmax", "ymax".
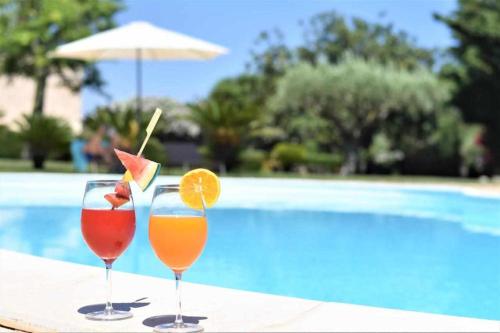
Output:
[{"xmin": 149, "ymin": 215, "xmax": 207, "ymax": 273}]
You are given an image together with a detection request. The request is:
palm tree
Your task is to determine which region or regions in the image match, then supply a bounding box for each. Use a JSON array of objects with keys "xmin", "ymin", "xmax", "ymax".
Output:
[
  {"xmin": 190, "ymin": 99, "xmax": 258, "ymax": 171},
  {"xmin": 17, "ymin": 114, "xmax": 72, "ymax": 169}
]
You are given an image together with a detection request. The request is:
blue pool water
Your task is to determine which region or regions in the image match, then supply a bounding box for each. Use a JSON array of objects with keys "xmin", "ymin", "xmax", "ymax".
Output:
[{"xmin": 0, "ymin": 184, "xmax": 499, "ymax": 320}]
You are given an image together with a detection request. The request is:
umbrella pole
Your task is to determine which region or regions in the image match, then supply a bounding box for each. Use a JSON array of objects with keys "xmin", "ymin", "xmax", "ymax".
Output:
[{"xmin": 136, "ymin": 48, "xmax": 142, "ymax": 121}]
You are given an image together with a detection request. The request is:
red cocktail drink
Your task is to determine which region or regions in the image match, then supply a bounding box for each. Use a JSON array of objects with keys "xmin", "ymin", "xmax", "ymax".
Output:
[
  {"xmin": 81, "ymin": 208, "xmax": 136, "ymax": 264},
  {"xmin": 81, "ymin": 180, "xmax": 136, "ymax": 321}
]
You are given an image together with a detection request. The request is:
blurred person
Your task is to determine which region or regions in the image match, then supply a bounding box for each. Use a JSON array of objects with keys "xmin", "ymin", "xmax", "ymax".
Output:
[
  {"xmin": 83, "ymin": 125, "xmax": 108, "ymax": 172},
  {"xmin": 106, "ymin": 127, "xmax": 132, "ymax": 173}
]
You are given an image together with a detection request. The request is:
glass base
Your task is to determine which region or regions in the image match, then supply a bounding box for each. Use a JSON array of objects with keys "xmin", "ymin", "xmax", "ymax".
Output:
[
  {"xmin": 153, "ymin": 323, "xmax": 203, "ymax": 333},
  {"xmin": 85, "ymin": 309, "xmax": 133, "ymax": 321}
]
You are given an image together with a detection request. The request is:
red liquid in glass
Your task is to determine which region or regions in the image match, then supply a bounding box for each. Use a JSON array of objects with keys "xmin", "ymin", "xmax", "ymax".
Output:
[{"xmin": 81, "ymin": 209, "xmax": 136, "ymax": 264}]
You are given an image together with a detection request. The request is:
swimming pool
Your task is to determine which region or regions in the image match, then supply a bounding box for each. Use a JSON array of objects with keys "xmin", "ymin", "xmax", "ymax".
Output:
[{"xmin": 0, "ymin": 173, "xmax": 499, "ymax": 320}]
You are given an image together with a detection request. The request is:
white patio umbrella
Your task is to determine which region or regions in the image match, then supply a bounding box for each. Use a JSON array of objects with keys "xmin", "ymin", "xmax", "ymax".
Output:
[{"xmin": 51, "ymin": 21, "xmax": 228, "ymax": 116}]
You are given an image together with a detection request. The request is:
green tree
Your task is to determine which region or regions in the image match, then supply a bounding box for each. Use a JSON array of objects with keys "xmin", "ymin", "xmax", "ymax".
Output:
[
  {"xmin": 377, "ymin": 108, "xmax": 466, "ymax": 176},
  {"xmin": 190, "ymin": 75, "xmax": 263, "ymax": 171},
  {"xmin": 270, "ymin": 57, "xmax": 451, "ymax": 174},
  {"xmin": 249, "ymin": 10, "xmax": 434, "ymax": 81},
  {"xmin": 210, "ymin": 75, "xmax": 266, "ymax": 115},
  {"xmin": 246, "ymin": 10, "xmax": 437, "ymax": 160},
  {"xmin": 0, "ymin": 0, "xmax": 123, "ymax": 114},
  {"xmin": 248, "ymin": 30, "xmax": 294, "ymax": 93},
  {"xmin": 435, "ymin": 0, "xmax": 500, "ymax": 172},
  {"xmin": 299, "ymin": 11, "xmax": 435, "ymax": 69}
]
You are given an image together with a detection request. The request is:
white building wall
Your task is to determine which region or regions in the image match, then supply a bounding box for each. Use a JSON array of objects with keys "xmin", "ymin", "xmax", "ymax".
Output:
[{"xmin": 0, "ymin": 75, "xmax": 82, "ymax": 133}]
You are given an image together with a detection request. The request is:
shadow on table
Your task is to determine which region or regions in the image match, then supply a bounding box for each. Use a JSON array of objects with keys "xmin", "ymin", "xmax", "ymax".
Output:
[
  {"xmin": 78, "ymin": 297, "xmax": 150, "ymax": 314},
  {"xmin": 142, "ymin": 315, "xmax": 207, "ymax": 327}
]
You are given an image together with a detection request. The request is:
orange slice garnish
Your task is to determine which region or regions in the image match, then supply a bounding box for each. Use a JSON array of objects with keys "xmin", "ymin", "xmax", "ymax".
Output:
[{"xmin": 179, "ymin": 168, "xmax": 220, "ymax": 209}]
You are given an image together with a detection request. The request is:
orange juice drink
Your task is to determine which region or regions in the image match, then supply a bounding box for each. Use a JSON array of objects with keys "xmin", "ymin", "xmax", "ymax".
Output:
[{"xmin": 149, "ymin": 215, "xmax": 207, "ymax": 273}]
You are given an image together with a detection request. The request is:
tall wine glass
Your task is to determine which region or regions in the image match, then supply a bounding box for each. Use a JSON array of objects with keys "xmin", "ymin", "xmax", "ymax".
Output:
[
  {"xmin": 149, "ymin": 184, "xmax": 207, "ymax": 333},
  {"xmin": 81, "ymin": 180, "xmax": 136, "ymax": 320}
]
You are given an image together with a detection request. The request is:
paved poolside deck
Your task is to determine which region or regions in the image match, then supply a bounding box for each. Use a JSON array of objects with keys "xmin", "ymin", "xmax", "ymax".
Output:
[{"xmin": 0, "ymin": 250, "xmax": 498, "ymax": 332}]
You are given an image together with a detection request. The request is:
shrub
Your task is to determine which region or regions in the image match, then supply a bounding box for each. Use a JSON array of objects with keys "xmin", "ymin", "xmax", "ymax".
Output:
[
  {"xmin": 270, "ymin": 143, "xmax": 306, "ymax": 171},
  {"xmin": 17, "ymin": 114, "xmax": 72, "ymax": 169},
  {"xmin": 0, "ymin": 126, "xmax": 22, "ymax": 158},
  {"xmin": 305, "ymin": 151, "xmax": 343, "ymax": 173},
  {"xmin": 239, "ymin": 148, "xmax": 266, "ymax": 171},
  {"xmin": 459, "ymin": 124, "xmax": 485, "ymax": 176}
]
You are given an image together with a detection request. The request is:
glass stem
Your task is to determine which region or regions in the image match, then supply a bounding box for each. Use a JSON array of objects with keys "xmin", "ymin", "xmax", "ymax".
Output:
[
  {"xmin": 105, "ymin": 263, "xmax": 113, "ymax": 315},
  {"xmin": 174, "ymin": 272, "xmax": 183, "ymax": 326}
]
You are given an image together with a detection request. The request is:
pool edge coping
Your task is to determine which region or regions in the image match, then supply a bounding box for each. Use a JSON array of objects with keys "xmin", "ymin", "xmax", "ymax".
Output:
[{"xmin": 1, "ymin": 249, "xmax": 499, "ymax": 332}]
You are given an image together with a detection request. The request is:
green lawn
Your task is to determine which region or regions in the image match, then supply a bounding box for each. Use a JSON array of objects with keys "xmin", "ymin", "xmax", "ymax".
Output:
[
  {"xmin": 0, "ymin": 158, "xmax": 487, "ymax": 184},
  {"xmin": 226, "ymin": 171, "xmax": 483, "ymax": 183},
  {"xmin": 0, "ymin": 158, "xmax": 76, "ymax": 173}
]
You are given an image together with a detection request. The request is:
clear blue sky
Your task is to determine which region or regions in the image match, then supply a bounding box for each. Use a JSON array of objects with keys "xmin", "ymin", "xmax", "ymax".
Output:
[{"xmin": 82, "ymin": 0, "xmax": 457, "ymax": 115}]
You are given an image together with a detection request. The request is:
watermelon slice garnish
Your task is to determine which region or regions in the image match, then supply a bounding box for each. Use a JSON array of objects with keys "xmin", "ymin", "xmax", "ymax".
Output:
[
  {"xmin": 104, "ymin": 193, "xmax": 129, "ymax": 208},
  {"xmin": 114, "ymin": 181, "xmax": 131, "ymax": 199},
  {"xmin": 104, "ymin": 181, "xmax": 131, "ymax": 209},
  {"xmin": 114, "ymin": 148, "xmax": 161, "ymax": 192}
]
